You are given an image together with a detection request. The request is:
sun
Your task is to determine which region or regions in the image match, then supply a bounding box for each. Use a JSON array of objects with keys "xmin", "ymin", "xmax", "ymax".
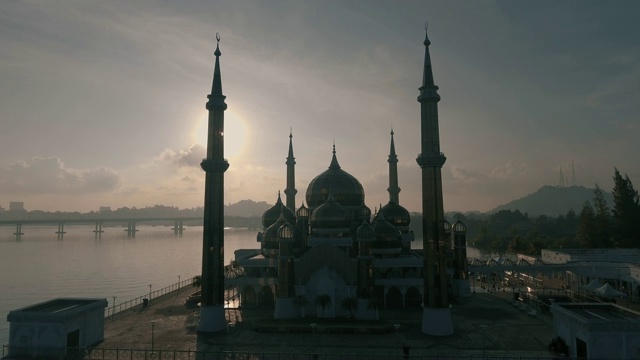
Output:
[{"xmin": 192, "ymin": 111, "xmax": 248, "ymax": 159}]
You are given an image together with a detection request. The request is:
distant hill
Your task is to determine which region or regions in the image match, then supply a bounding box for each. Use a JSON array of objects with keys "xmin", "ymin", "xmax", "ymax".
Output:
[
  {"xmin": 225, "ymin": 199, "xmax": 271, "ymax": 217},
  {"xmin": 489, "ymin": 185, "xmax": 614, "ymax": 217}
]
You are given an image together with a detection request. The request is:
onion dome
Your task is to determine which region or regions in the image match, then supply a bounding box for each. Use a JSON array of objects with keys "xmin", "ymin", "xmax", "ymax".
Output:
[
  {"xmin": 356, "ymin": 221, "xmax": 374, "ymax": 240},
  {"xmin": 310, "ymin": 192, "xmax": 350, "ymax": 229},
  {"xmin": 278, "ymin": 221, "xmax": 296, "ymax": 240},
  {"xmin": 306, "ymin": 145, "xmax": 364, "ymax": 208},
  {"xmin": 379, "ymin": 201, "xmax": 411, "ymax": 227},
  {"xmin": 360, "ymin": 204, "xmax": 372, "ymax": 222},
  {"xmin": 262, "ymin": 192, "xmax": 296, "ymax": 228},
  {"xmin": 452, "ymin": 220, "xmax": 466, "ymax": 234},
  {"xmin": 371, "ymin": 212, "xmax": 402, "ymax": 253},
  {"xmin": 296, "ymin": 202, "xmax": 310, "ymax": 219},
  {"xmin": 262, "ymin": 212, "xmax": 287, "ymax": 257}
]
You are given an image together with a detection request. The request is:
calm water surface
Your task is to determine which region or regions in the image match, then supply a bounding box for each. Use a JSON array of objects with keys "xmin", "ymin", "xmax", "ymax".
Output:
[
  {"xmin": 0, "ymin": 224, "xmax": 257, "ymax": 345},
  {"xmin": 0, "ymin": 224, "xmax": 486, "ymax": 345}
]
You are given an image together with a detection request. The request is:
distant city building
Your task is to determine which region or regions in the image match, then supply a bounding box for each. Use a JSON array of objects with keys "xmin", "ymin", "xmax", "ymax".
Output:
[
  {"xmin": 9, "ymin": 201, "xmax": 25, "ymax": 212},
  {"xmin": 99, "ymin": 206, "xmax": 112, "ymax": 213}
]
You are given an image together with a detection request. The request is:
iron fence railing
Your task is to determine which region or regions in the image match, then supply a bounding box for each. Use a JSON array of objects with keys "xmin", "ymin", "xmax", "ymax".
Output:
[
  {"xmin": 104, "ymin": 277, "xmax": 197, "ymax": 319},
  {"xmin": 1, "ymin": 345, "xmax": 586, "ymax": 360}
]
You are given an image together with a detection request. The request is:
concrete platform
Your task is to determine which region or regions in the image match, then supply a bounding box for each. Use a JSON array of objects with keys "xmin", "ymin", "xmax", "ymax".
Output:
[{"xmin": 97, "ymin": 287, "xmax": 556, "ymax": 358}]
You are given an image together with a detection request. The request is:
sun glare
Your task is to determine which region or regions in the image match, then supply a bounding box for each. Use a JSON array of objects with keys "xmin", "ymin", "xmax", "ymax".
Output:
[{"xmin": 192, "ymin": 111, "xmax": 248, "ymax": 159}]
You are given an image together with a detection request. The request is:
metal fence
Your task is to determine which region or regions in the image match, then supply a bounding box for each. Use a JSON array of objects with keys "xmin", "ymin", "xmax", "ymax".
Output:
[
  {"xmin": 1, "ymin": 346, "xmax": 585, "ymax": 360},
  {"xmin": 104, "ymin": 277, "xmax": 197, "ymax": 319}
]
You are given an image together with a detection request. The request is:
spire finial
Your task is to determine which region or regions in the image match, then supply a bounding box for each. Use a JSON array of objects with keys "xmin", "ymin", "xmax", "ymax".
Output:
[
  {"xmin": 333, "ymin": 140, "xmax": 336, "ymax": 155},
  {"xmin": 329, "ymin": 141, "xmax": 340, "ymax": 169},
  {"xmin": 214, "ymin": 33, "xmax": 221, "ymax": 57},
  {"xmin": 423, "ymin": 22, "xmax": 431, "ymax": 46},
  {"xmin": 289, "ymin": 127, "xmax": 293, "ymax": 139},
  {"xmin": 216, "ymin": 32, "xmax": 220, "ymax": 43}
]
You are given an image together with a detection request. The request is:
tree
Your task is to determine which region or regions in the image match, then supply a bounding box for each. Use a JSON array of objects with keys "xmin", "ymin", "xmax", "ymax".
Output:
[
  {"xmin": 593, "ymin": 184, "xmax": 613, "ymax": 247},
  {"xmin": 192, "ymin": 275, "xmax": 202, "ymax": 290},
  {"xmin": 314, "ymin": 294, "xmax": 332, "ymax": 318},
  {"xmin": 295, "ymin": 295, "xmax": 309, "ymax": 318},
  {"xmin": 576, "ymin": 201, "xmax": 596, "ymax": 248},
  {"xmin": 340, "ymin": 296, "xmax": 358, "ymax": 319},
  {"xmin": 612, "ymin": 169, "xmax": 640, "ymax": 247}
]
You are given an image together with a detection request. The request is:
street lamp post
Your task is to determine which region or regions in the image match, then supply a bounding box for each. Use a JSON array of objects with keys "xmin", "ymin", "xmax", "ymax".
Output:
[
  {"xmin": 178, "ymin": 275, "xmax": 181, "ymax": 288},
  {"xmin": 480, "ymin": 324, "xmax": 487, "ymax": 359},
  {"xmin": 111, "ymin": 296, "xmax": 116, "ymax": 321},
  {"xmin": 148, "ymin": 284, "xmax": 152, "ymax": 303},
  {"xmin": 151, "ymin": 321, "xmax": 156, "ymax": 351}
]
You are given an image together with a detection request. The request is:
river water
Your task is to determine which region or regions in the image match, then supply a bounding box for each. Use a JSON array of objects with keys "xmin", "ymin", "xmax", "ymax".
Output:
[
  {"xmin": 0, "ymin": 224, "xmax": 486, "ymax": 345},
  {"xmin": 0, "ymin": 224, "xmax": 258, "ymax": 345}
]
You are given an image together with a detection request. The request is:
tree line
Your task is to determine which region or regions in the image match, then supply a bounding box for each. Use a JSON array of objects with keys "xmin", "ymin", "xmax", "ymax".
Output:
[{"xmin": 409, "ymin": 168, "xmax": 639, "ymax": 255}]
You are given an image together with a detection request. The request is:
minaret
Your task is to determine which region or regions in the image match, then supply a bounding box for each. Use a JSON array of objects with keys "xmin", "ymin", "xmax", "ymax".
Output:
[
  {"xmin": 415, "ymin": 26, "xmax": 453, "ymax": 335},
  {"xmin": 284, "ymin": 129, "xmax": 297, "ymax": 211},
  {"xmin": 387, "ymin": 129, "xmax": 401, "ymax": 203},
  {"xmin": 198, "ymin": 33, "xmax": 228, "ymax": 332}
]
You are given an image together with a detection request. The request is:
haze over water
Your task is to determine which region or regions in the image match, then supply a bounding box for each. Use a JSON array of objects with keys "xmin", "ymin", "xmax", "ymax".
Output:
[
  {"xmin": 0, "ymin": 225, "xmax": 254, "ymax": 345},
  {"xmin": 0, "ymin": 224, "xmax": 485, "ymax": 345}
]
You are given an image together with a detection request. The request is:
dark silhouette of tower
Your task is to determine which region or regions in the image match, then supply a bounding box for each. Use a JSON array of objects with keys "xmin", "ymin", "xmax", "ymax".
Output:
[
  {"xmin": 387, "ymin": 129, "xmax": 401, "ymax": 203},
  {"xmin": 198, "ymin": 33, "xmax": 228, "ymax": 332},
  {"xmin": 285, "ymin": 129, "xmax": 297, "ymax": 211},
  {"xmin": 415, "ymin": 27, "xmax": 453, "ymax": 335}
]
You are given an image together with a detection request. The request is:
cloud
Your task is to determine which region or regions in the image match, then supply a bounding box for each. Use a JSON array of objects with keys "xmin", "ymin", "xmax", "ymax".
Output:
[
  {"xmin": 160, "ymin": 144, "xmax": 206, "ymax": 168},
  {"xmin": 0, "ymin": 157, "xmax": 120, "ymax": 194}
]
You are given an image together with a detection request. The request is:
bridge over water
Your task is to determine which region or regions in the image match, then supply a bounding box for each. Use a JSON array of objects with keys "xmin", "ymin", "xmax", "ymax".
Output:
[{"xmin": 0, "ymin": 216, "xmax": 261, "ymax": 238}]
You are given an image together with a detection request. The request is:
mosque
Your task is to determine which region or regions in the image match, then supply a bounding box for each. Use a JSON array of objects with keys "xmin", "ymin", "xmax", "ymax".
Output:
[
  {"xmin": 199, "ymin": 28, "xmax": 469, "ymax": 335},
  {"xmin": 222, "ymin": 40, "xmax": 471, "ymax": 323}
]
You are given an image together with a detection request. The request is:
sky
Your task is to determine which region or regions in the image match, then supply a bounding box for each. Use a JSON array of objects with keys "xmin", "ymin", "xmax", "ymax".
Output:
[{"xmin": 1, "ymin": 0, "xmax": 639, "ymax": 214}]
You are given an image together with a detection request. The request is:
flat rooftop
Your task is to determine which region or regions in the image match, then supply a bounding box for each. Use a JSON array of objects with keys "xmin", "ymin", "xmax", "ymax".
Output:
[
  {"xmin": 554, "ymin": 303, "xmax": 640, "ymax": 321},
  {"xmin": 8, "ymin": 298, "xmax": 107, "ymax": 321}
]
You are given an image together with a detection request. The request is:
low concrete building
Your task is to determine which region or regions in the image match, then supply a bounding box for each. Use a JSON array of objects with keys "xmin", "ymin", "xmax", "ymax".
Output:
[
  {"xmin": 7, "ymin": 298, "xmax": 107, "ymax": 357},
  {"xmin": 551, "ymin": 302, "xmax": 640, "ymax": 359}
]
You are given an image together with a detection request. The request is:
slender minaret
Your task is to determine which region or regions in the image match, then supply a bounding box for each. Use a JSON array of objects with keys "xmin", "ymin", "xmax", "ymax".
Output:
[
  {"xmin": 284, "ymin": 129, "xmax": 297, "ymax": 211},
  {"xmin": 387, "ymin": 129, "xmax": 401, "ymax": 203},
  {"xmin": 198, "ymin": 33, "xmax": 228, "ymax": 332},
  {"xmin": 415, "ymin": 26, "xmax": 453, "ymax": 336}
]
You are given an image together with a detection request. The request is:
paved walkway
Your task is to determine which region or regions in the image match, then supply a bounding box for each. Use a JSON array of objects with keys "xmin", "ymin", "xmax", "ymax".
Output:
[{"xmin": 99, "ymin": 286, "xmax": 556, "ymax": 358}]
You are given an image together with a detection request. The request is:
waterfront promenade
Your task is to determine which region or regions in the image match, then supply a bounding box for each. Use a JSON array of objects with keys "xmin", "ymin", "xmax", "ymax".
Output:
[{"xmin": 96, "ymin": 286, "xmax": 556, "ymax": 358}]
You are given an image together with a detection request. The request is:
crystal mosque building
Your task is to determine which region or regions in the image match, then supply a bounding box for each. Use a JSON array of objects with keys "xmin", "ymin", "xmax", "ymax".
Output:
[
  {"xmin": 201, "ymin": 28, "xmax": 470, "ymax": 334},
  {"xmin": 225, "ymin": 57, "xmax": 470, "ymax": 324}
]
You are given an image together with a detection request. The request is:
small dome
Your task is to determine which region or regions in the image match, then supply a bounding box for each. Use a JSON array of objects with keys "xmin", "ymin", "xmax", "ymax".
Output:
[
  {"xmin": 452, "ymin": 220, "xmax": 466, "ymax": 234},
  {"xmin": 296, "ymin": 203, "xmax": 310, "ymax": 218},
  {"xmin": 278, "ymin": 221, "xmax": 296, "ymax": 240},
  {"xmin": 443, "ymin": 220, "xmax": 452, "ymax": 233},
  {"xmin": 262, "ymin": 193, "xmax": 296, "ymax": 228},
  {"xmin": 380, "ymin": 201, "xmax": 411, "ymax": 227},
  {"xmin": 306, "ymin": 147, "xmax": 364, "ymax": 208},
  {"xmin": 356, "ymin": 221, "xmax": 374, "ymax": 239},
  {"xmin": 360, "ymin": 204, "xmax": 371, "ymax": 221},
  {"xmin": 310, "ymin": 192, "xmax": 350, "ymax": 229},
  {"xmin": 371, "ymin": 213, "xmax": 402, "ymax": 251},
  {"xmin": 262, "ymin": 213, "xmax": 287, "ymax": 258}
]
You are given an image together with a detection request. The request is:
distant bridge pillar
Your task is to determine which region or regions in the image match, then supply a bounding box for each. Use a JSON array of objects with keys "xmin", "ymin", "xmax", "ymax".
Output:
[
  {"xmin": 14, "ymin": 223, "xmax": 24, "ymax": 239},
  {"xmin": 173, "ymin": 220, "xmax": 184, "ymax": 235},
  {"xmin": 125, "ymin": 221, "xmax": 137, "ymax": 237},
  {"xmin": 93, "ymin": 221, "xmax": 104, "ymax": 235},
  {"xmin": 56, "ymin": 222, "xmax": 66, "ymax": 240}
]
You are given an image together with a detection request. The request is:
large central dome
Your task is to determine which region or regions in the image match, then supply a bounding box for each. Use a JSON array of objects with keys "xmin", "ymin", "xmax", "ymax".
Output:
[{"xmin": 306, "ymin": 147, "xmax": 364, "ymax": 208}]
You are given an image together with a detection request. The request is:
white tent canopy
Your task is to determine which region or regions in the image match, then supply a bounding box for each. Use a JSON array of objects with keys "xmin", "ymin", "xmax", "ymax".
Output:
[
  {"xmin": 582, "ymin": 279, "xmax": 602, "ymax": 292},
  {"xmin": 594, "ymin": 283, "xmax": 628, "ymax": 298}
]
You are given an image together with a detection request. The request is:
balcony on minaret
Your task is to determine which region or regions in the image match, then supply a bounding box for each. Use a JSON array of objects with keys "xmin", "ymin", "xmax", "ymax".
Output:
[{"xmin": 416, "ymin": 152, "xmax": 446, "ymax": 168}]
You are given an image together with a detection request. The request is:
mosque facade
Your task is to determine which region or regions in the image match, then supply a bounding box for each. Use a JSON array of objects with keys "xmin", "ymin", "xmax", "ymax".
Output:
[{"xmin": 223, "ymin": 31, "xmax": 471, "ymax": 322}]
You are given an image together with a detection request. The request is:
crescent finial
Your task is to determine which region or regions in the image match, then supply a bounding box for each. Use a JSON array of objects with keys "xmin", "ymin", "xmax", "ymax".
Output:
[{"xmin": 216, "ymin": 32, "xmax": 220, "ymax": 42}]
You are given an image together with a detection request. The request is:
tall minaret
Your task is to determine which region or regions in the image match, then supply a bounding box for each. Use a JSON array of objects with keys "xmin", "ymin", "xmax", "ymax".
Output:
[
  {"xmin": 415, "ymin": 26, "xmax": 453, "ymax": 336},
  {"xmin": 198, "ymin": 33, "xmax": 228, "ymax": 332},
  {"xmin": 284, "ymin": 129, "xmax": 297, "ymax": 211},
  {"xmin": 387, "ymin": 129, "xmax": 401, "ymax": 203}
]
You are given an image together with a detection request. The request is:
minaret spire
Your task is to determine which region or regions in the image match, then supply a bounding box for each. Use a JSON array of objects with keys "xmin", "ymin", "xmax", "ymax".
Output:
[
  {"xmin": 199, "ymin": 32, "xmax": 229, "ymax": 332},
  {"xmin": 284, "ymin": 128, "xmax": 297, "ymax": 211},
  {"xmin": 329, "ymin": 141, "xmax": 341, "ymax": 169},
  {"xmin": 387, "ymin": 129, "xmax": 401, "ymax": 203},
  {"xmin": 415, "ymin": 25, "xmax": 453, "ymax": 336}
]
